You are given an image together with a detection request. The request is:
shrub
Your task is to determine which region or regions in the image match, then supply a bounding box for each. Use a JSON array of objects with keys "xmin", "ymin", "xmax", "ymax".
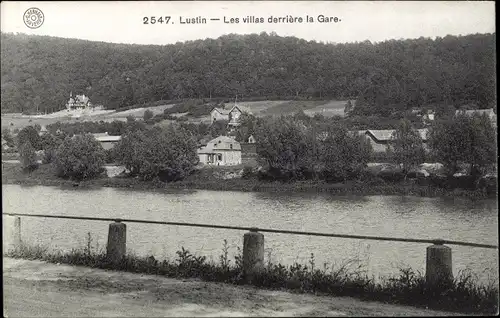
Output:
[
  {"xmin": 19, "ymin": 142, "xmax": 38, "ymax": 171},
  {"xmin": 53, "ymin": 134, "xmax": 106, "ymax": 180},
  {"xmin": 241, "ymin": 166, "xmax": 254, "ymax": 179},
  {"xmin": 143, "ymin": 109, "xmax": 154, "ymax": 121}
]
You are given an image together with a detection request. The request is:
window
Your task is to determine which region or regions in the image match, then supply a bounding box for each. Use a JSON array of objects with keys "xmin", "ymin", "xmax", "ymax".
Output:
[
  {"xmin": 230, "ymin": 144, "xmax": 233, "ymax": 149},
  {"xmin": 218, "ymin": 154, "xmax": 222, "ymax": 161}
]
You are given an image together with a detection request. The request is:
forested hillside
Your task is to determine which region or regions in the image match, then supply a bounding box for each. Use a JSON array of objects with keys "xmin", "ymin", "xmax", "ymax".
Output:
[{"xmin": 1, "ymin": 32, "xmax": 495, "ymax": 114}]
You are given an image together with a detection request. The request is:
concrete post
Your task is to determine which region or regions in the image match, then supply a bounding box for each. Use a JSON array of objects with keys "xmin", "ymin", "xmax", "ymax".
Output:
[
  {"xmin": 426, "ymin": 243, "xmax": 453, "ymax": 286},
  {"xmin": 243, "ymin": 230, "xmax": 264, "ymax": 283},
  {"xmin": 106, "ymin": 221, "xmax": 126, "ymax": 265},
  {"xmin": 13, "ymin": 216, "xmax": 22, "ymax": 249}
]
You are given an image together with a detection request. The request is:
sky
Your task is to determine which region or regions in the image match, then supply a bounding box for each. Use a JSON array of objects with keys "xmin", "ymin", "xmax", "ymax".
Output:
[{"xmin": 0, "ymin": 1, "xmax": 496, "ymax": 45}]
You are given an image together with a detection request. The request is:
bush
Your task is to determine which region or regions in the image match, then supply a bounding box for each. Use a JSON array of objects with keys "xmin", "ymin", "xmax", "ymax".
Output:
[
  {"xmin": 53, "ymin": 134, "xmax": 106, "ymax": 180},
  {"xmin": 19, "ymin": 142, "xmax": 39, "ymax": 171},
  {"xmin": 143, "ymin": 110, "xmax": 154, "ymax": 121},
  {"xmin": 241, "ymin": 166, "xmax": 254, "ymax": 179}
]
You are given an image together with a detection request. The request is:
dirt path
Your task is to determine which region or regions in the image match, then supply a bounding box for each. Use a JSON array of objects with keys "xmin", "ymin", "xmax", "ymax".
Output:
[{"xmin": 3, "ymin": 257, "xmax": 464, "ymax": 317}]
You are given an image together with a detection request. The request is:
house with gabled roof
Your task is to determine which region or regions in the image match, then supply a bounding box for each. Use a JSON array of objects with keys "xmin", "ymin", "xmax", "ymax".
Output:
[
  {"xmin": 362, "ymin": 128, "xmax": 429, "ymax": 153},
  {"xmin": 210, "ymin": 107, "xmax": 231, "ymax": 123},
  {"xmin": 197, "ymin": 135, "xmax": 242, "ymax": 166},
  {"xmin": 228, "ymin": 105, "xmax": 252, "ymax": 128},
  {"xmin": 92, "ymin": 132, "xmax": 121, "ymax": 150},
  {"xmin": 66, "ymin": 93, "xmax": 91, "ymax": 111},
  {"xmin": 455, "ymin": 108, "xmax": 497, "ymax": 127}
]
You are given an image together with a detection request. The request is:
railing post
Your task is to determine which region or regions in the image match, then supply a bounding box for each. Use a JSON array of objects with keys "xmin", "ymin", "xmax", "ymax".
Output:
[
  {"xmin": 426, "ymin": 241, "xmax": 453, "ymax": 287},
  {"xmin": 13, "ymin": 216, "xmax": 22, "ymax": 249},
  {"xmin": 243, "ymin": 228, "xmax": 264, "ymax": 283},
  {"xmin": 106, "ymin": 220, "xmax": 126, "ymax": 265}
]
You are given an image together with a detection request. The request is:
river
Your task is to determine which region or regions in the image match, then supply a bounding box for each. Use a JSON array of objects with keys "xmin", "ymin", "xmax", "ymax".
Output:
[{"xmin": 2, "ymin": 184, "xmax": 498, "ymax": 283}]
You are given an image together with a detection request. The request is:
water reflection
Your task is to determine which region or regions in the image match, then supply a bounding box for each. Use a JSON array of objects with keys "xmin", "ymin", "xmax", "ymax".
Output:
[{"xmin": 2, "ymin": 184, "xmax": 498, "ymax": 283}]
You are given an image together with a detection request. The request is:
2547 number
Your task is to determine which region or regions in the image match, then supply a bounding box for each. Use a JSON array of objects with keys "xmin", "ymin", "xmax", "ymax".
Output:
[{"xmin": 143, "ymin": 16, "xmax": 171, "ymax": 24}]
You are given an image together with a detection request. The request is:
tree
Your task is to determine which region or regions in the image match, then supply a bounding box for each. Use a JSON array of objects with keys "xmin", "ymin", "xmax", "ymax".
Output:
[
  {"xmin": 254, "ymin": 116, "xmax": 316, "ymax": 180},
  {"xmin": 319, "ymin": 124, "xmax": 372, "ymax": 182},
  {"xmin": 344, "ymin": 100, "xmax": 353, "ymax": 116},
  {"xmin": 234, "ymin": 113, "xmax": 260, "ymax": 142},
  {"xmin": 53, "ymin": 134, "xmax": 106, "ymax": 180},
  {"xmin": 1, "ymin": 128, "xmax": 15, "ymax": 147},
  {"xmin": 428, "ymin": 113, "xmax": 496, "ymax": 178},
  {"xmin": 115, "ymin": 125, "xmax": 199, "ymax": 181},
  {"xmin": 143, "ymin": 109, "xmax": 154, "ymax": 121},
  {"xmin": 209, "ymin": 120, "xmax": 228, "ymax": 138},
  {"xmin": 113, "ymin": 129, "xmax": 147, "ymax": 175},
  {"xmin": 19, "ymin": 142, "xmax": 38, "ymax": 171},
  {"xmin": 1, "ymin": 32, "xmax": 495, "ymax": 114},
  {"xmin": 40, "ymin": 133, "xmax": 64, "ymax": 164},
  {"xmin": 388, "ymin": 119, "xmax": 425, "ymax": 178},
  {"xmin": 17, "ymin": 125, "xmax": 42, "ymax": 150}
]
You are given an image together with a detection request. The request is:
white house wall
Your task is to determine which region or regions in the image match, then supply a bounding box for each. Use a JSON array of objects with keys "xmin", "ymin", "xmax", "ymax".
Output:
[
  {"xmin": 222, "ymin": 150, "xmax": 242, "ymax": 165},
  {"xmin": 198, "ymin": 150, "xmax": 241, "ymax": 166}
]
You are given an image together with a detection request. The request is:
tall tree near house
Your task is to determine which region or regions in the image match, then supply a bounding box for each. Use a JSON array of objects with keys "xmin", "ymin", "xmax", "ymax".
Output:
[
  {"xmin": 19, "ymin": 142, "xmax": 38, "ymax": 171},
  {"xmin": 428, "ymin": 113, "xmax": 496, "ymax": 178},
  {"xmin": 40, "ymin": 133, "xmax": 64, "ymax": 164},
  {"xmin": 17, "ymin": 125, "xmax": 42, "ymax": 150},
  {"xmin": 388, "ymin": 119, "xmax": 425, "ymax": 178},
  {"xmin": 114, "ymin": 125, "xmax": 198, "ymax": 181},
  {"xmin": 235, "ymin": 113, "xmax": 261, "ymax": 142},
  {"xmin": 254, "ymin": 116, "xmax": 316, "ymax": 180},
  {"xmin": 209, "ymin": 119, "xmax": 228, "ymax": 138},
  {"xmin": 113, "ymin": 129, "xmax": 148, "ymax": 176},
  {"xmin": 464, "ymin": 113, "xmax": 497, "ymax": 178},
  {"xmin": 53, "ymin": 134, "xmax": 106, "ymax": 180},
  {"xmin": 319, "ymin": 124, "xmax": 372, "ymax": 182}
]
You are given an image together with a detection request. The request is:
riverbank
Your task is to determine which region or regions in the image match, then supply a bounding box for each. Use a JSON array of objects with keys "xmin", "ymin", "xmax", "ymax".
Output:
[
  {"xmin": 4, "ymin": 257, "xmax": 465, "ymax": 317},
  {"xmin": 4, "ymin": 242, "xmax": 498, "ymax": 315},
  {"xmin": 1, "ymin": 161, "xmax": 494, "ymax": 199}
]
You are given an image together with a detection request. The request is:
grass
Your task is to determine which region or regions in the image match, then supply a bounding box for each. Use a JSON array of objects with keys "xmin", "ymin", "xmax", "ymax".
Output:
[
  {"xmin": 260, "ymin": 100, "xmax": 334, "ymax": 116},
  {"xmin": 5, "ymin": 237, "xmax": 498, "ymax": 315}
]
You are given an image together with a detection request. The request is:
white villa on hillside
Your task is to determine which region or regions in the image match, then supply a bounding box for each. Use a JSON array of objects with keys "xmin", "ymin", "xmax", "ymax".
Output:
[
  {"xmin": 66, "ymin": 93, "xmax": 91, "ymax": 111},
  {"xmin": 210, "ymin": 104, "xmax": 252, "ymax": 129},
  {"xmin": 197, "ymin": 136, "xmax": 242, "ymax": 166},
  {"xmin": 227, "ymin": 105, "xmax": 252, "ymax": 129},
  {"xmin": 210, "ymin": 107, "xmax": 231, "ymax": 123}
]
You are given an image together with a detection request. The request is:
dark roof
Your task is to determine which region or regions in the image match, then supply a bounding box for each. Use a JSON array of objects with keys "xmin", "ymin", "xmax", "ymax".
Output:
[{"xmin": 212, "ymin": 107, "xmax": 230, "ymax": 115}]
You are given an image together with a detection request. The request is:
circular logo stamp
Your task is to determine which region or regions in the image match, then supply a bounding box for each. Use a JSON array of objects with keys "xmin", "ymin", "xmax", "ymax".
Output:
[{"xmin": 23, "ymin": 7, "xmax": 44, "ymax": 29}]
